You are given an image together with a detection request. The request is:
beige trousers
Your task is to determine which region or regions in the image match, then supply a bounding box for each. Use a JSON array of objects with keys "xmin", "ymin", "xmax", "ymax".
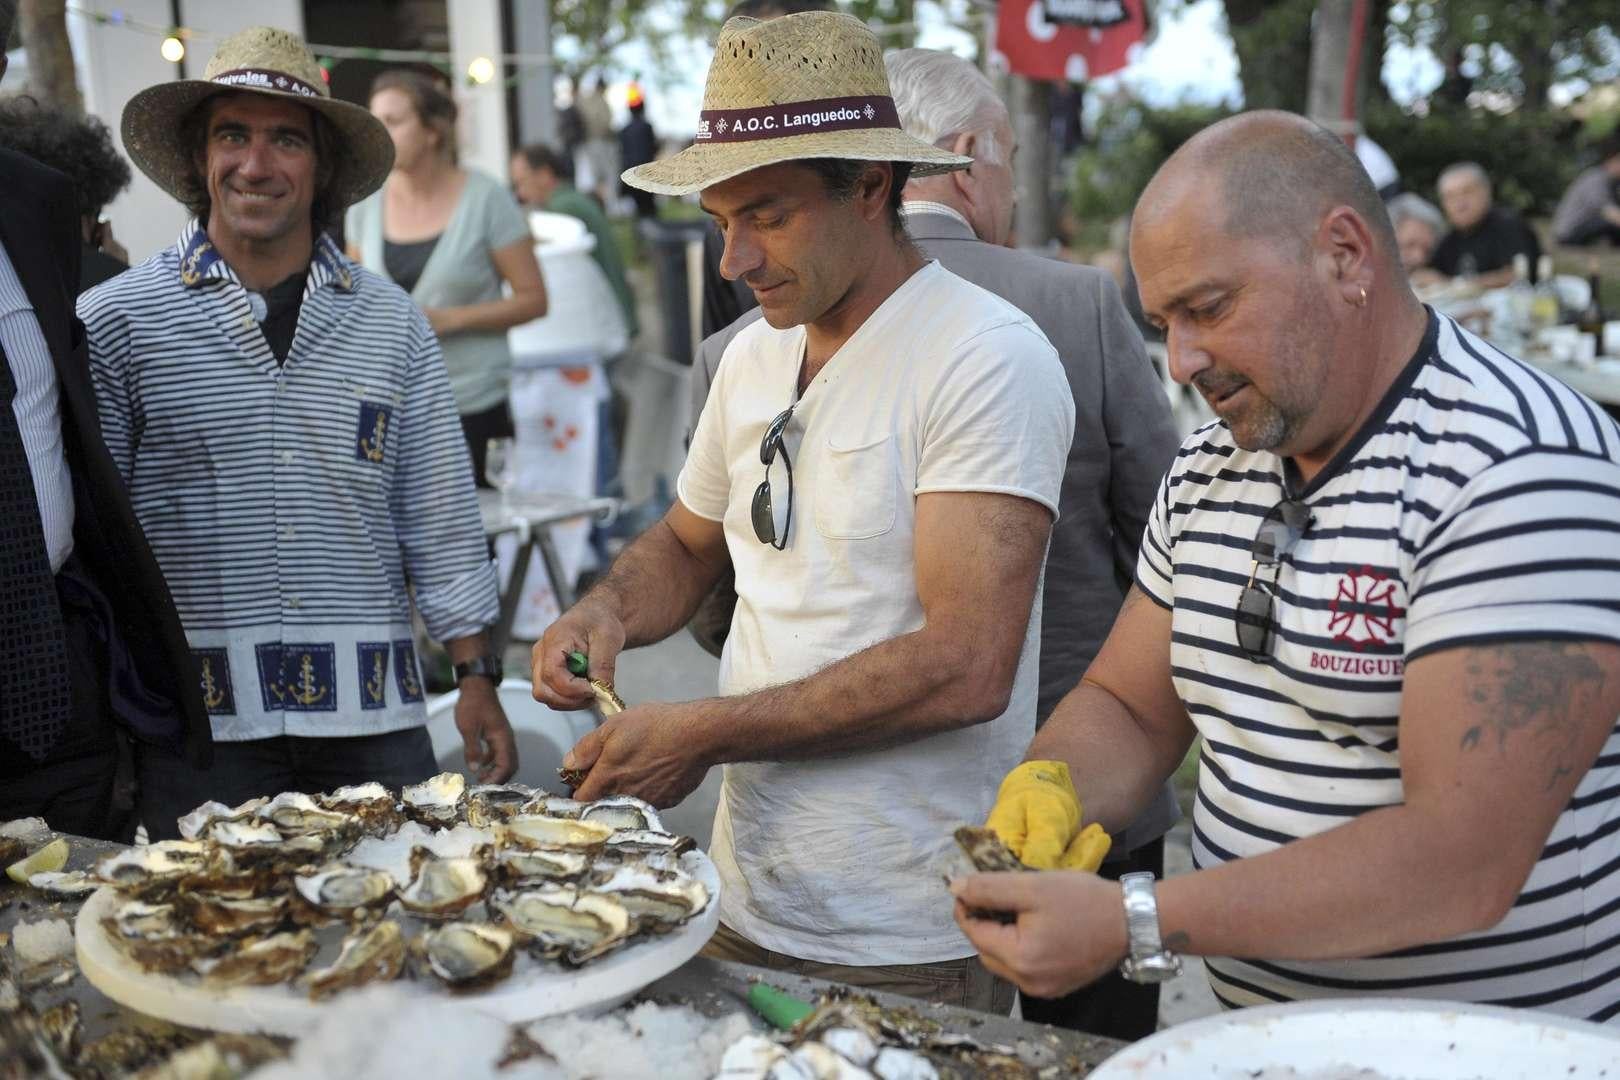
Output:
[{"xmin": 702, "ymin": 922, "xmax": 1015, "ymax": 1015}]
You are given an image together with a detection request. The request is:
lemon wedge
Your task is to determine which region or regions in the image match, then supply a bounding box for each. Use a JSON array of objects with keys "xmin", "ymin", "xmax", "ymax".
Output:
[{"xmin": 6, "ymin": 837, "xmax": 68, "ymax": 884}]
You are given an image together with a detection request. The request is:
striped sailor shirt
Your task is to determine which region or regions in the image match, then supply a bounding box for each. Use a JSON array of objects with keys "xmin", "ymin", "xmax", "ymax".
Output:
[
  {"xmin": 79, "ymin": 222, "xmax": 498, "ymax": 741},
  {"xmin": 1138, "ymin": 310, "xmax": 1620, "ymax": 1023}
]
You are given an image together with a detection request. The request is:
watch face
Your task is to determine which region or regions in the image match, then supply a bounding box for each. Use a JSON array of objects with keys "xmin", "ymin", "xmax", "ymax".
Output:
[{"xmin": 1122, "ymin": 954, "xmax": 1183, "ymax": 984}]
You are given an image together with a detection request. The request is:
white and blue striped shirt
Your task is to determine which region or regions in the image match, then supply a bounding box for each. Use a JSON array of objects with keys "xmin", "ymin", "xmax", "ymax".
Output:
[
  {"xmin": 79, "ymin": 222, "xmax": 498, "ymax": 741},
  {"xmin": 1138, "ymin": 310, "xmax": 1620, "ymax": 1023},
  {"xmin": 0, "ymin": 239, "xmax": 74, "ymax": 572}
]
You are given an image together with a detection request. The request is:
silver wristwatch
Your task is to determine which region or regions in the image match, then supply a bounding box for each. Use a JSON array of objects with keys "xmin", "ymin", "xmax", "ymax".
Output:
[{"xmin": 1117, "ymin": 871, "xmax": 1182, "ymax": 984}]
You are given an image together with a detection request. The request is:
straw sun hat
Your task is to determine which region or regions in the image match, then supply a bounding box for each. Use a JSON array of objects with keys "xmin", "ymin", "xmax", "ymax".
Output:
[
  {"xmin": 623, "ymin": 11, "xmax": 970, "ymax": 196},
  {"xmin": 120, "ymin": 26, "xmax": 395, "ymax": 211}
]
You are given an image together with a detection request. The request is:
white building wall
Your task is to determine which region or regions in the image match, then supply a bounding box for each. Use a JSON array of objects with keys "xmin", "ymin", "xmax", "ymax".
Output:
[{"xmin": 447, "ymin": 0, "xmax": 509, "ymax": 184}]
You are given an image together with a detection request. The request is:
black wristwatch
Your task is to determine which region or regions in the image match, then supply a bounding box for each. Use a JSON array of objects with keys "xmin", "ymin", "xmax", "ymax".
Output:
[{"xmin": 452, "ymin": 654, "xmax": 504, "ymax": 685}]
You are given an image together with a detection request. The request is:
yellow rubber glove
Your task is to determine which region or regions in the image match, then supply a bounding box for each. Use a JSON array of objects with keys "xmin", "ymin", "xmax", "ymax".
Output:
[
  {"xmin": 985, "ymin": 760, "xmax": 1083, "ymax": 869},
  {"xmin": 1059, "ymin": 822, "xmax": 1112, "ymax": 872}
]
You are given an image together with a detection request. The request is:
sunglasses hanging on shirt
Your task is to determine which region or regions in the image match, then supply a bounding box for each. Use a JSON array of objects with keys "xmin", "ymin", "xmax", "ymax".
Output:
[{"xmin": 1234, "ymin": 496, "xmax": 1312, "ymax": 661}]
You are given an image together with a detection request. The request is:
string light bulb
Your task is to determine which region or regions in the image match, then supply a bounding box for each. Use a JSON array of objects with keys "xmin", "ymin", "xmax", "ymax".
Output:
[
  {"xmin": 160, "ymin": 34, "xmax": 185, "ymax": 63},
  {"xmin": 466, "ymin": 55, "xmax": 496, "ymax": 85}
]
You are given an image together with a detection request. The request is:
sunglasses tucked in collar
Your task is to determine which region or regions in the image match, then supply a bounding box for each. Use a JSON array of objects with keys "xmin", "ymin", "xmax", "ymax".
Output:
[{"xmin": 1234, "ymin": 497, "xmax": 1312, "ymax": 661}]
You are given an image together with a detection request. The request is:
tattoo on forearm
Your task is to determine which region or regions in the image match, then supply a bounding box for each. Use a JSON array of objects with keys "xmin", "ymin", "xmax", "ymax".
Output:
[
  {"xmin": 1459, "ymin": 642, "xmax": 1606, "ymax": 791},
  {"xmin": 1163, "ymin": 930, "xmax": 1191, "ymax": 952}
]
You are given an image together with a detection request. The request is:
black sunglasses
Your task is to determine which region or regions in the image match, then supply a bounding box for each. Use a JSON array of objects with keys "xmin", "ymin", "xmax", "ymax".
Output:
[
  {"xmin": 750, "ymin": 406, "xmax": 795, "ymax": 549},
  {"xmin": 1234, "ymin": 497, "xmax": 1312, "ymax": 661}
]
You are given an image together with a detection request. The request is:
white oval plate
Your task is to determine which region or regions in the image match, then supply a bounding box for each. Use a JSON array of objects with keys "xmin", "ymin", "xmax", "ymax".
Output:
[
  {"xmin": 1091, "ymin": 997, "xmax": 1620, "ymax": 1079},
  {"xmin": 76, "ymin": 850, "xmax": 719, "ymax": 1038}
]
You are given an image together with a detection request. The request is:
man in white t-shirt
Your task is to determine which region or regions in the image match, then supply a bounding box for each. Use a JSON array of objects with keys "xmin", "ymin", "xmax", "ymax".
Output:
[
  {"xmin": 531, "ymin": 12, "xmax": 1074, "ymax": 1012},
  {"xmin": 953, "ymin": 111, "xmax": 1620, "ymax": 1024}
]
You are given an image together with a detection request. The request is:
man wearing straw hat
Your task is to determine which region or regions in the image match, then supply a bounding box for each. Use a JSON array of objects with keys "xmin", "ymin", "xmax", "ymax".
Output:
[
  {"xmin": 80, "ymin": 27, "xmax": 516, "ymax": 836},
  {"xmin": 535, "ymin": 12, "xmax": 1074, "ymax": 1009}
]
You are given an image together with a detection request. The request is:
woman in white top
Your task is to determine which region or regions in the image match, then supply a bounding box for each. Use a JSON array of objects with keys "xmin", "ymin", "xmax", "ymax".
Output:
[{"xmin": 347, "ymin": 69, "xmax": 547, "ymax": 487}]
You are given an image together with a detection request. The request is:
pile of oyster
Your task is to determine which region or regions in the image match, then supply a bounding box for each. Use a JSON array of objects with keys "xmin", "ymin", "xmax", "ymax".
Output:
[
  {"xmin": 91, "ymin": 776, "xmax": 711, "ymax": 999},
  {"xmin": 719, "ymin": 996, "xmax": 1069, "ymax": 1079}
]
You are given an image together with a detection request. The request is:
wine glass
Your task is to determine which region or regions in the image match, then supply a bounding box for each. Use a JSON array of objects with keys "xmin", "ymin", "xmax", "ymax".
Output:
[{"xmin": 485, "ymin": 437, "xmax": 516, "ymax": 514}]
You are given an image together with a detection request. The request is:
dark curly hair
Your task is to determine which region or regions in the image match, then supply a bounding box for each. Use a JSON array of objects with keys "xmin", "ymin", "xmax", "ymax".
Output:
[{"xmin": 0, "ymin": 96, "xmax": 132, "ymax": 218}]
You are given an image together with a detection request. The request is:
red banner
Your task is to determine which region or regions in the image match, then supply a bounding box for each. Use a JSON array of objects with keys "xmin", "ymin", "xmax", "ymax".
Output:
[{"xmin": 992, "ymin": 0, "xmax": 1147, "ymax": 84}]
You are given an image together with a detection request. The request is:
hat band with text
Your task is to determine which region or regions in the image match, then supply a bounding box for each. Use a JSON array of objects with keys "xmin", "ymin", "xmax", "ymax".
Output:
[
  {"xmin": 210, "ymin": 68, "xmax": 323, "ymax": 100},
  {"xmin": 695, "ymin": 95, "xmax": 899, "ymax": 143}
]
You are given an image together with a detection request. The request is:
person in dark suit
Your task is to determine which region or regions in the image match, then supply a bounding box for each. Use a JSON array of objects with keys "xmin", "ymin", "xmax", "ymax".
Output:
[{"xmin": 0, "ymin": 1, "xmax": 209, "ymax": 839}]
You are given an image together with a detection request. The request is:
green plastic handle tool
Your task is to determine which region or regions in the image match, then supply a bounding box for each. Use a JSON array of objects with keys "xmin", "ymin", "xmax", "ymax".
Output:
[
  {"xmin": 747, "ymin": 983, "xmax": 815, "ymax": 1030},
  {"xmin": 566, "ymin": 651, "xmax": 589, "ymax": 676}
]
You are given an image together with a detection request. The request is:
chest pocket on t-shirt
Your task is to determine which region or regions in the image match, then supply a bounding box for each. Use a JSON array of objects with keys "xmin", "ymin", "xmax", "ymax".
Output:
[{"xmin": 815, "ymin": 434, "xmax": 898, "ymax": 540}]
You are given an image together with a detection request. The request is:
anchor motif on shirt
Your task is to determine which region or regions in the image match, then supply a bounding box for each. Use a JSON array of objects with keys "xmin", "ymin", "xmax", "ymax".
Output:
[
  {"xmin": 399, "ymin": 657, "xmax": 421, "ymax": 700},
  {"xmin": 288, "ymin": 653, "xmax": 329, "ymax": 706},
  {"xmin": 200, "ymin": 658, "xmax": 226, "ymax": 711},
  {"xmin": 360, "ymin": 411, "xmax": 387, "ymax": 463},
  {"xmin": 365, "ymin": 654, "xmax": 386, "ymax": 705},
  {"xmin": 180, "ymin": 239, "xmax": 214, "ymax": 286}
]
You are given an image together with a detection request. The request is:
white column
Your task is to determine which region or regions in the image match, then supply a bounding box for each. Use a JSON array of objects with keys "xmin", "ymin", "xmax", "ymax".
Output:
[{"xmin": 447, "ymin": 0, "xmax": 509, "ymax": 182}]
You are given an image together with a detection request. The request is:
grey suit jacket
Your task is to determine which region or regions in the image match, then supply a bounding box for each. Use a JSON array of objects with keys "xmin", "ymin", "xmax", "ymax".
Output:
[{"xmin": 686, "ymin": 209, "xmax": 1181, "ymax": 855}]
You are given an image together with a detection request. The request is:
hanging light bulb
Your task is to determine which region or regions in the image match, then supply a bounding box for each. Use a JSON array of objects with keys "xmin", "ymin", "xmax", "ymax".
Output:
[
  {"xmin": 160, "ymin": 34, "xmax": 186, "ymax": 63},
  {"xmin": 466, "ymin": 56, "xmax": 496, "ymax": 85}
]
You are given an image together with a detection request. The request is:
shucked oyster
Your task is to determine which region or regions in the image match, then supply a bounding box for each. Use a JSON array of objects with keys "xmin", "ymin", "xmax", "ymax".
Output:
[
  {"xmin": 96, "ymin": 840, "xmax": 216, "ymax": 897},
  {"xmin": 258, "ymin": 791, "xmax": 358, "ymax": 838},
  {"xmin": 579, "ymin": 795, "xmax": 666, "ymax": 834},
  {"xmin": 207, "ymin": 819, "xmax": 336, "ymax": 868},
  {"xmin": 101, "ymin": 899, "xmax": 223, "ymax": 973},
  {"xmin": 415, "ymin": 922, "xmax": 515, "ymax": 988},
  {"xmin": 396, "ymin": 847, "xmax": 488, "ymax": 919},
  {"xmin": 521, "ymin": 794, "xmax": 587, "ymax": 819},
  {"xmin": 321, "ymin": 782, "xmax": 402, "ymax": 835},
  {"xmin": 304, "ymin": 919, "xmax": 408, "ymax": 1000},
  {"xmin": 586, "ymin": 864, "xmax": 710, "ymax": 933},
  {"xmin": 28, "ymin": 870, "xmax": 101, "ymax": 898},
  {"xmin": 494, "ymin": 885, "xmax": 631, "ymax": 965},
  {"xmin": 498, "ymin": 815, "xmax": 615, "ymax": 854},
  {"xmin": 402, "ymin": 772, "xmax": 466, "ymax": 827},
  {"xmin": 601, "ymin": 829, "xmax": 695, "ymax": 859},
  {"xmin": 465, "ymin": 783, "xmax": 537, "ymax": 828},
  {"xmin": 192, "ymin": 929, "xmax": 318, "ymax": 987},
  {"xmin": 177, "ymin": 797, "xmax": 269, "ymax": 841},
  {"xmin": 292, "ymin": 863, "xmax": 396, "ymax": 919},
  {"xmin": 177, "ymin": 890, "xmax": 290, "ymax": 938},
  {"xmin": 495, "ymin": 847, "xmax": 590, "ymax": 886}
]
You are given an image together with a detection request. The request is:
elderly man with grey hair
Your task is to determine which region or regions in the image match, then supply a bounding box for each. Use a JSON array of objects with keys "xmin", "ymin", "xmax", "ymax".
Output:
[
  {"xmin": 683, "ymin": 45, "xmax": 1180, "ymax": 1038},
  {"xmin": 1430, "ymin": 161, "xmax": 1541, "ymax": 289},
  {"xmin": 1387, "ymin": 192, "xmax": 1447, "ymax": 281}
]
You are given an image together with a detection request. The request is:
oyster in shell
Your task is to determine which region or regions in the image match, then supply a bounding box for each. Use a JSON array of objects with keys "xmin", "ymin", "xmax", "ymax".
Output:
[
  {"xmin": 402, "ymin": 772, "xmax": 466, "ymax": 827},
  {"xmin": 498, "ymin": 814, "xmax": 614, "ymax": 853},
  {"xmin": 192, "ymin": 929, "xmax": 318, "ymax": 987},
  {"xmin": 416, "ymin": 922, "xmax": 515, "ymax": 988},
  {"xmin": 465, "ymin": 783, "xmax": 537, "ymax": 828},
  {"xmin": 321, "ymin": 782, "xmax": 402, "ymax": 834},
  {"xmin": 96, "ymin": 840, "xmax": 215, "ymax": 896},
  {"xmin": 579, "ymin": 795, "xmax": 666, "ymax": 834},
  {"xmin": 101, "ymin": 899, "xmax": 223, "ymax": 973},
  {"xmin": 259, "ymin": 791, "xmax": 358, "ymax": 837},
  {"xmin": 178, "ymin": 890, "xmax": 290, "ymax": 937},
  {"xmin": 396, "ymin": 847, "xmax": 488, "ymax": 919},
  {"xmin": 27, "ymin": 870, "xmax": 101, "ymax": 898},
  {"xmin": 587, "ymin": 864, "xmax": 710, "ymax": 932},
  {"xmin": 292, "ymin": 863, "xmax": 396, "ymax": 919},
  {"xmin": 207, "ymin": 819, "xmax": 333, "ymax": 868},
  {"xmin": 495, "ymin": 846, "xmax": 590, "ymax": 885},
  {"xmin": 494, "ymin": 884, "xmax": 631, "ymax": 964},
  {"xmin": 522, "ymin": 794, "xmax": 587, "ymax": 819},
  {"xmin": 305, "ymin": 919, "xmax": 407, "ymax": 1000},
  {"xmin": 952, "ymin": 826, "xmax": 1026, "ymax": 874},
  {"xmin": 176, "ymin": 797, "xmax": 269, "ymax": 841},
  {"xmin": 602, "ymin": 829, "xmax": 695, "ymax": 858}
]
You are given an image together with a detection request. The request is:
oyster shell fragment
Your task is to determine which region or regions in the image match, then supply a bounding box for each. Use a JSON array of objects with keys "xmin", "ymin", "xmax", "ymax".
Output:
[
  {"xmin": 101, "ymin": 899, "xmax": 222, "ymax": 973},
  {"xmin": 587, "ymin": 864, "xmax": 710, "ymax": 932},
  {"xmin": 177, "ymin": 890, "xmax": 290, "ymax": 938},
  {"xmin": 321, "ymin": 782, "xmax": 402, "ymax": 834},
  {"xmin": 27, "ymin": 870, "xmax": 101, "ymax": 898}
]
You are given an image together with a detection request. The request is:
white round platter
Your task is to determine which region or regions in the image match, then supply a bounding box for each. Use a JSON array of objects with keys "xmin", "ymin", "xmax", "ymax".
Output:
[
  {"xmin": 75, "ymin": 850, "xmax": 720, "ymax": 1038},
  {"xmin": 1090, "ymin": 997, "xmax": 1620, "ymax": 1079}
]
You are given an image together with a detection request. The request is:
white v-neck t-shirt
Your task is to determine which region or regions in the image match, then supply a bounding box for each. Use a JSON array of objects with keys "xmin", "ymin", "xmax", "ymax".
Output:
[{"xmin": 678, "ymin": 261, "xmax": 1074, "ymax": 963}]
